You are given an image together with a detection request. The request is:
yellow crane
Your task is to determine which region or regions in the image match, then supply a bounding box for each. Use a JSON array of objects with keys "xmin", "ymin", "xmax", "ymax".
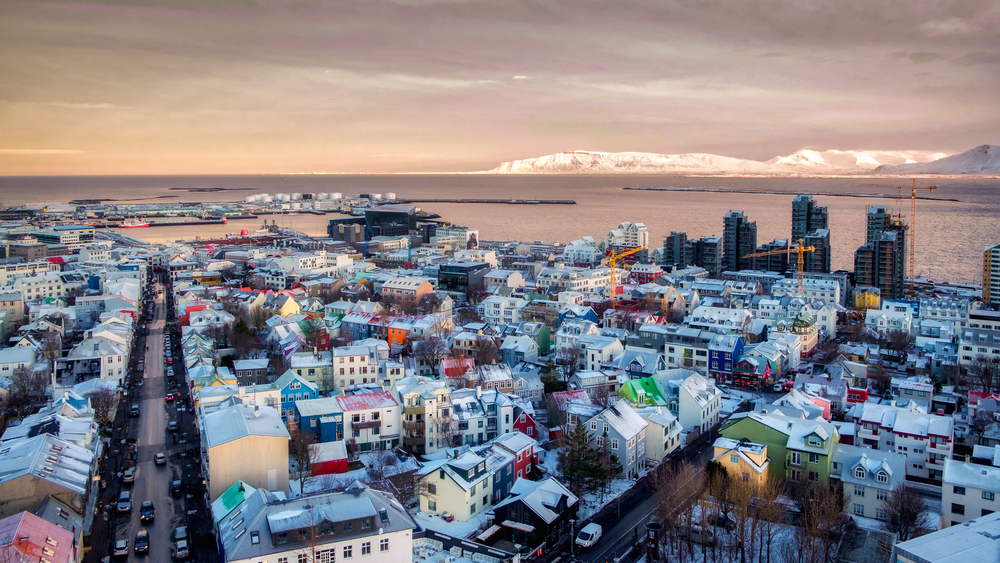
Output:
[
  {"xmin": 851, "ymin": 179, "xmax": 939, "ymax": 294},
  {"xmin": 600, "ymin": 245, "xmax": 648, "ymax": 309},
  {"xmin": 742, "ymin": 239, "xmax": 816, "ymax": 294}
]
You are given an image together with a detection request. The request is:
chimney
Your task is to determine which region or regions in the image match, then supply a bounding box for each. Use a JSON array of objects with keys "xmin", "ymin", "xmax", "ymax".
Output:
[{"xmin": 254, "ymin": 405, "xmax": 261, "ymax": 417}]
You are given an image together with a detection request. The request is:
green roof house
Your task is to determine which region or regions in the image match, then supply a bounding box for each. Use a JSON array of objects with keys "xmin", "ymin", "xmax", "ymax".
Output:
[{"xmin": 720, "ymin": 411, "xmax": 839, "ymax": 485}]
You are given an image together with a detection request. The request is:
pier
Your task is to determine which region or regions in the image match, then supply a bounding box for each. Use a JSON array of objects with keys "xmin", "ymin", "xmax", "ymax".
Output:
[{"xmin": 394, "ymin": 198, "xmax": 576, "ymax": 204}]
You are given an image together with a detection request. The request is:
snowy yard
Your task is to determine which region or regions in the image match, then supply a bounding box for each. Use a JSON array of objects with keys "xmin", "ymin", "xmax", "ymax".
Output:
[
  {"xmin": 289, "ymin": 450, "xmax": 421, "ymax": 498},
  {"xmin": 412, "ymin": 510, "xmax": 493, "ymax": 539}
]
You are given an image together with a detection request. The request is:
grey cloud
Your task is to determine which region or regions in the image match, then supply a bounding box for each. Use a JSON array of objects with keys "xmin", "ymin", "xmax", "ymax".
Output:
[
  {"xmin": 953, "ymin": 51, "xmax": 1000, "ymax": 66},
  {"xmin": 889, "ymin": 52, "xmax": 949, "ymax": 63}
]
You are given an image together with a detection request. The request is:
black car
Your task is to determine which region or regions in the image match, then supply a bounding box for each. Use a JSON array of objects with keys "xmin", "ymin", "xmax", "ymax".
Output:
[
  {"xmin": 167, "ymin": 420, "xmax": 179, "ymax": 432},
  {"xmin": 134, "ymin": 530, "xmax": 149, "ymax": 555},
  {"xmin": 171, "ymin": 480, "xmax": 183, "ymax": 497},
  {"xmin": 140, "ymin": 501, "xmax": 155, "ymax": 523},
  {"xmin": 130, "ymin": 404, "xmax": 140, "ymax": 417}
]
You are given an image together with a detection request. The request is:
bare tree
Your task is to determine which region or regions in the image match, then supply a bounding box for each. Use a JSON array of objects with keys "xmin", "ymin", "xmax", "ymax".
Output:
[
  {"xmin": 667, "ymin": 305, "xmax": 686, "ymax": 324},
  {"xmin": 792, "ymin": 483, "xmax": 849, "ymax": 563},
  {"xmin": 755, "ymin": 479, "xmax": 786, "ymax": 563},
  {"xmin": 465, "ymin": 283, "xmax": 488, "ymax": 306},
  {"xmin": 345, "ymin": 437, "xmax": 360, "ymax": 461},
  {"xmin": 5, "ymin": 366, "xmax": 49, "ymax": 414},
  {"xmin": 653, "ymin": 461, "xmax": 703, "ymax": 560},
  {"xmin": 881, "ymin": 483, "xmax": 930, "ymax": 542},
  {"xmin": 544, "ymin": 394, "xmax": 566, "ymax": 429},
  {"xmin": 591, "ymin": 383, "xmax": 615, "ymax": 408},
  {"xmin": 454, "ymin": 306, "xmax": 482, "ymax": 326},
  {"xmin": 365, "ymin": 450, "xmax": 399, "ymax": 482},
  {"xmin": 473, "ymin": 334, "xmax": 499, "ymax": 366},
  {"xmin": 415, "ymin": 337, "xmax": 450, "ymax": 375},
  {"xmin": 868, "ymin": 361, "xmax": 891, "ymax": 396},
  {"xmin": 289, "ymin": 427, "xmax": 316, "ymax": 481},
  {"xmin": 970, "ymin": 409, "xmax": 996, "ymax": 446},
  {"xmin": 38, "ymin": 330, "xmax": 62, "ymax": 369},
  {"xmin": 417, "ymin": 292, "xmax": 443, "ymax": 315},
  {"xmin": 886, "ymin": 330, "xmax": 914, "ymax": 353},
  {"xmin": 559, "ymin": 342, "xmax": 584, "ymax": 381},
  {"xmin": 86, "ymin": 388, "xmax": 119, "ymax": 428},
  {"xmin": 966, "ymin": 354, "xmax": 1000, "ymax": 394}
]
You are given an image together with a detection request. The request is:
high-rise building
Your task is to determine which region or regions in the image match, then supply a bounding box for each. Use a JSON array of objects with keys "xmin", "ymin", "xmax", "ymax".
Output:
[
  {"xmin": 985, "ymin": 244, "xmax": 1000, "ymax": 305},
  {"xmin": 663, "ymin": 231, "xmax": 688, "ymax": 269},
  {"xmin": 752, "ymin": 239, "xmax": 791, "ymax": 273},
  {"xmin": 684, "ymin": 236, "xmax": 722, "ymax": 277},
  {"xmin": 791, "ymin": 195, "xmax": 829, "ymax": 242},
  {"xmin": 804, "ymin": 229, "xmax": 832, "ymax": 273},
  {"xmin": 723, "ymin": 210, "xmax": 757, "ymax": 272},
  {"xmin": 854, "ymin": 206, "xmax": 906, "ymax": 299}
]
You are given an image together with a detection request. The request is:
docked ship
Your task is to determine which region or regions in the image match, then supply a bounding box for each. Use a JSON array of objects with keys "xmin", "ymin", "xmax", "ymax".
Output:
[{"xmin": 118, "ymin": 220, "xmax": 150, "ymax": 228}]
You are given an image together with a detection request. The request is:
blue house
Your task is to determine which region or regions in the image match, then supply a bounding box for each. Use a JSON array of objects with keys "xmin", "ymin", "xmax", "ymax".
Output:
[
  {"xmin": 475, "ymin": 442, "xmax": 516, "ymax": 503},
  {"xmin": 294, "ymin": 397, "xmax": 344, "ymax": 442},
  {"xmin": 558, "ymin": 305, "xmax": 598, "ymax": 326},
  {"xmin": 275, "ymin": 369, "xmax": 320, "ymax": 420},
  {"xmin": 709, "ymin": 333, "xmax": 744, "ymax": 383}
]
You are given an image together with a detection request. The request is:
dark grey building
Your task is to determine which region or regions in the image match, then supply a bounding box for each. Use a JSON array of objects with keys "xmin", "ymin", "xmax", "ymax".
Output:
[
  {"xmin": 854, "ymin": 206, "xmax": 906, "ymax": 299},
  {"xmin": 723, "ymin": 210, "xmax": 758, "ymax": 272},
  {"xmin": 791, "ymin": 194, "xmax": 829, "ymax": 241},
  {"xmin": 663, "ymin": 231, "xmax": 688, "ymax": 269}
]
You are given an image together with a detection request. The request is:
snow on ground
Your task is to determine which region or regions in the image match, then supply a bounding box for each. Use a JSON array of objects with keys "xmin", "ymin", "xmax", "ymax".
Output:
[
  {"xmin": 720, "ymin": 388, "xmax": 761, "ymax": 415},
  {"xmin": 289, "ymin": 451, "xmax": 421, "ymax": 497},
  {"xmin": 577, "ymin": 478, "xmax": 638, "ymax": 520},
  {"xmin": 412, "ymin": 510, "xmax": 492, "ymax": 539}
]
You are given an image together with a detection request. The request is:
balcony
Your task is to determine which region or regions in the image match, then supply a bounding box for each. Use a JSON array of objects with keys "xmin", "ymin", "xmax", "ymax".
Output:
[
  {"xmin": 404, "ymin": 421, "xmax": 425, "ymax": 431},
  {"xmin": 354, "ymin": 420, "xmax": 382, "ymax": 430}
]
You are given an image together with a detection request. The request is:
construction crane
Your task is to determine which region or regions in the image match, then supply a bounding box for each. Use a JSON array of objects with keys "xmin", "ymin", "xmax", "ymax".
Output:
[
  {"xmin": 743, "ymin": 239, "xmax": 815, "ymax": 294},
  {"xmin": 600, "ymin": 245, "xmax": 648, "ymax": 309},
  {"xmin": 851, "ymin": 179, "xmax": 939, "ymax": 294}
]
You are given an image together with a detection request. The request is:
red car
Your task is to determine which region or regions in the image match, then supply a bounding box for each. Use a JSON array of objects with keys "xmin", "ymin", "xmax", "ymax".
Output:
[{"xmin": 165, "ymin": 394, "xmax": 174, "ymax": 403}]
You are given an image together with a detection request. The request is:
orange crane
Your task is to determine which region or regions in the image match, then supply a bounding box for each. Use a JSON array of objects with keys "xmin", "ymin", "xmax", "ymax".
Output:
[
  {"xmin": 600, "ymin": 245, "xmax": 648, "ymax": 309},
  {"xmin": 743, "ymin": 239, "xmax": 816, "ymax": 294},
  {"xmin": 851, "ymin": 179, "xmax": 939, "ymax": 294}
]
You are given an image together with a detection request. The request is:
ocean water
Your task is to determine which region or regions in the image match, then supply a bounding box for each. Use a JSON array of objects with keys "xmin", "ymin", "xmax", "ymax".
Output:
[{"xmin": 0, "ymin": 174, "xmax": 996, "ymax": 284}]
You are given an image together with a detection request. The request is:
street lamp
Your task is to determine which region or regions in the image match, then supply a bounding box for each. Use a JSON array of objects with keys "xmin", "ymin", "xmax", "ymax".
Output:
[{"xmin": 570, "ymin": 518, "xmax": 576, "ymax": 557}]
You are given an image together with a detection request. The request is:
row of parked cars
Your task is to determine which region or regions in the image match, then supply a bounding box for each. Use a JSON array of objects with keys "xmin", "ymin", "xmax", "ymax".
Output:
[{"xmin": 113, "ymin": 526, "xmax": 189, "ymax": 559}]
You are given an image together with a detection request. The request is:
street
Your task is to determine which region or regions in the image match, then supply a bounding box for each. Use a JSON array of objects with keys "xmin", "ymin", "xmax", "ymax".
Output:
[{"xmin": 102, "ymin": 276, "xmax": 199, "ymax": 563}]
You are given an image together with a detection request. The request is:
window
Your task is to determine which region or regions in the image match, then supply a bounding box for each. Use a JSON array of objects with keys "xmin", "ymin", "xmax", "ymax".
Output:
[
  {"xmin": 877, "ymin": 490, "xmax": 887, "ymax": 501},
  {"xmin": 470, "ymin": 503, "xmax": 476, "ymax": 514},
  {"xmin": 952, "ymin": 503, "xmax": 965, "ymax": 515},
  {"xmin": 380, "ymin": 539, "xmax": 389, "ymax": 552},
  {"xmin": 361, "ymin": 518, "xmax": 371, "ymax": 530},
  {"xmin": 855, "ymin": 485, "xmax": 865, "ymax": 498},
  {"xmin": 791, "ymin": 452, "xmax": 802, "ymax": 466},
  {"xmin": 299, "ymin": 555, "xmax": 308, "ymax": 563},
  {"xmin": 953, "ymin": 486, "xmax": 966, "ymax": 495},
  {"xmin": 854, "ymin": 504, "xmax": 864, "ymax": 516},
  {"xmin": 876, "ymin": 508, "xmax": 888, "ymax": 520},
  {"xmin": 876, "ymin": 471, "xmax": 888, "ymax": 484},
  {"xmin": 984, "ymin": 509, "xmax": 995, "ymax": 517},
  {"xmin": 808, "ymin": 471, "xmax": 818, "ymax": 482},
  {"xmin": 808, "ymin": 436, "xmax": 821, "ymax": 447},
  {"xmin": 809, "ymin": 453, "xmax": 819, "ymax": 464},
  {"xmin": 317, "ymin": 549, "xmax": 335, "ymax": 563},
  {"xmin": 362, "ymin": 542, "xmax": 371, "ymax": 556},
  {"xmin": 730, "ymin": 454, "xmax": 739, "ymax": 464},
  {"xmin": 611, "ymin": 439, "xmax": 619, "ymax": 449},
  {"xmin": 984, "ymin": 491, "xmax": 996, "ymax": 501},
  {"xmin": 428, "ymin": 484, "xmax": 436, "ymax": 494},
  {"xmin": 344, "ymin": 545, "xmax": 353, "ymax": 559},
  {"xmin": 428, "ymin": 501, "xmax": 436, "ymax": 511},
  {"xmin": 855, "ymin": 467, "xmax": 865, "ymax": 479}
]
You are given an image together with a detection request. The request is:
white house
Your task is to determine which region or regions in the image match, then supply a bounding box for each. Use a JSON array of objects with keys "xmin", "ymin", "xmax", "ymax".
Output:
[
  {"xmin": 941, "ymin": 459, "xmax": 1000, "ymax": 527},
  {"xmin": 831, "ymin": 444, "xmax": 907, "ymax": 520}
]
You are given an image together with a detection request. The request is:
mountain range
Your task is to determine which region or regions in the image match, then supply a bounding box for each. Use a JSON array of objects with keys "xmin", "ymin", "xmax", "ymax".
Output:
[{"xmin": 487, "ymin": 145, "xmax": 999, "ymax": 175}]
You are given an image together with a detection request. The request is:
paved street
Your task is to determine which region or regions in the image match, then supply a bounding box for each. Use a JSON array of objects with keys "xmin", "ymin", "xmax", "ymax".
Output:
[{"xmin": 104, "ymin": 277, "xmax": 198, "ymax": 563}]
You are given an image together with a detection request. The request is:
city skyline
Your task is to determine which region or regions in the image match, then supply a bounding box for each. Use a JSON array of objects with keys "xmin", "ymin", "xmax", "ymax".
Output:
[{"xmin": 1, "ymin": 0, "xmax": 998, "ymax": 175}]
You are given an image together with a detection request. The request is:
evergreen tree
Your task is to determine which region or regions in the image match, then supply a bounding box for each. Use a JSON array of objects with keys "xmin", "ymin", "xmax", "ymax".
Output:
[{"xmin": 558, "ymin": 421, "xmax": 599, "ymax": 498}]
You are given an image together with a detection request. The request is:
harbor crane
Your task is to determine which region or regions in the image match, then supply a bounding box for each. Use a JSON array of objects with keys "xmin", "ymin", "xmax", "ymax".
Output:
[
  {"xmin": 851, "ymin": 179, "xmax": 939, "ymax": 294},
  {"xmin": 743, "ymin": 240, "xmax": 816, "ymax": 294},
  {"xmin": 601, "ymin": 245, "xmax": 648, "ymax": 309}
]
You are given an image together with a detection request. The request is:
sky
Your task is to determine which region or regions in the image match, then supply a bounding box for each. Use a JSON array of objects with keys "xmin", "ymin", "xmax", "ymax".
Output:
[{"xmin": 1, "ymin": 0, "xmax": 998, "ymax": 175}]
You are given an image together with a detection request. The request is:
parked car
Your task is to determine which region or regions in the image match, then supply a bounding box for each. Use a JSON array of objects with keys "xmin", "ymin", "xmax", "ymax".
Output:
[
  {"xmin": 117, "ymin": 491, "xmax": 132, "ymax": 513},
  {"xmin": 171, "ymin": 480, "xmax": 183, "ymax": 497},
  {"xmin": 576, "ymin": 523, "xmax": 603, "ymax": 549},
  {"xmin": 154, "ymin": 453, "xmax": 166, "ymax": 465},
  {"xmin": 165, "ymin": 394, "xmax": 174, "ymax": 403},
  {"xmin": 708, "ymin": 513, "xmax": 736, "ymax": 531},
  {"xmin": 167, "ymin": 420, "xmax": 179, "ymax": 432},
  {"xmin": 172, "ymin": 539, "xmax": 190, "ymax": 560},
  {"xmin": 130, "ymin": 404, "xmax": 141, "ymax": 417},
  {"xmin": 773, "ymin": 380, "xmax": 786, "ymax": 392},
  {"xmin": 113, "ymin": 539, "xmax": 129, "ymax": 558},
  {"xmin": 140, "ymin": 501, "xmax": 155, "ymax": 523},
  {"xmin": 123, "ymin": 467, "xmax": 135, "ymax": 484},
  {"xmin": 681, "ymin": 524, "xmax": 715, "ymax": 545},
  {"xmin": 172, "ymin": 526, "xmax": 188, "ymax": 542},
  {"xmin": 134, "ymin": 530, "xmax": 149, "ymax": 555}
]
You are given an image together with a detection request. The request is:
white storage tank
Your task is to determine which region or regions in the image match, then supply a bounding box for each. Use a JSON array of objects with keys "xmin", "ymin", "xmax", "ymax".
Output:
[
  {"xmin": 276, "ymin": 193, "xmax": 290, "ymax": 202},
  {"xmin": 291, "ymin": 193, "xmax": 302, "ymax": 200},
  {"xmin": 262, "ymin": 195, "xmax": 273, "ymax": 203},
  {"xmin": 290, "ymin": 202, "xmax": 302, "ymax": 210},
  {"xmin": 316, "ymin": 192, "xmax": 328, "ymax": 200},
  {"xmin": 244, "ymin": 196, "xmax": 256, "ymax": 203},
  {"xmin": 280, "ymin": 203, "xmax": 291, "ymax": 210},
  {"xmin": 330, "ymin": 192, "xmax": 342, "ymax": 200},
  {"xmin": 385, "ymin": 192, "xmax": 396, "ymax": 201}
]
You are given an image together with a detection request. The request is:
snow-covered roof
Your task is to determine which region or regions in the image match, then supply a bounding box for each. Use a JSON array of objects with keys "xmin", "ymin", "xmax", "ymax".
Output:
[
  {"xmin": 492, "ymin": 431, "xmax": 536, "ymax": 454},
  {"xmin": 491, "ymin": 477, "xmax": 578, "ymax": 524},
  {"xmin": 336, "ymin": 391, "xmax": 397, "ymax": 411},
  {"xmin": 943, "ymin": 458, "xmax": 1000, "ymax": 492},
  {"xmin": 203, "ymin": 404, "xmax": 290, "ymax": 448},
  {"xmin": 599, "ymin": 402, "xmax": 647, "ymax": 439}
]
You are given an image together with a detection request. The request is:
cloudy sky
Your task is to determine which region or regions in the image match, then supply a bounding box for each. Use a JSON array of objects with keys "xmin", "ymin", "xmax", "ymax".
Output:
[{"xmin": 1, "ymin": 0, "xmax": 998, "ymax": 174}]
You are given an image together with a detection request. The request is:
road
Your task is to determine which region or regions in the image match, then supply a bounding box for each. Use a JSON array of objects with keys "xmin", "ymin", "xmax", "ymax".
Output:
[{"xmin": 110, "ymin": 278, "xmax": 193, "ymax": 563}]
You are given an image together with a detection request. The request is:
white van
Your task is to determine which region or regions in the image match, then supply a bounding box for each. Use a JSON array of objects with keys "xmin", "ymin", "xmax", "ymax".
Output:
[{"xmin": 576, "ymin": 523, "xmax": 603, "ymax": 549}]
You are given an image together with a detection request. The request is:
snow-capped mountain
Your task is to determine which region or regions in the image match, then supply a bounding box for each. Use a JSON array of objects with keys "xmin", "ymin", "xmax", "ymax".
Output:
[
  {"xmin": 873, "ymin": 145, "xmax": 1000, "ymax": 174},
  {"xmin": 487, "ymin": 148, "xmax": 951, "ymax": 175}
]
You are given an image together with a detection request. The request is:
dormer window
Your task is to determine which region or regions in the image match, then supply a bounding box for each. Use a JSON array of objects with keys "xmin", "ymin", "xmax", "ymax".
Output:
[
  {"xmin": 876, "ymin": 471, "xmax": 888, "ymax": 484},
  {"xmin": 808, "ymin": 436, "xmax": 821, "ymax": 447},
  {"xmin": 854, "ymin": 467, "xmax": 865, "ymax": 479}
]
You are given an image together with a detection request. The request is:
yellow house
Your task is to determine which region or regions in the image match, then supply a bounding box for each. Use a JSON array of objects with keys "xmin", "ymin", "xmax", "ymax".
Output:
[{"xmin": 711, "ymin": 437, "xmax": 770, "ymax": 485}]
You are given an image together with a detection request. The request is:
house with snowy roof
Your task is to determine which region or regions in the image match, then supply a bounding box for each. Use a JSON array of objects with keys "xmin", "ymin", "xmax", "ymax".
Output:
[
  {"xmin": 848, "ymin": 401, "xmax": 954, "ymax": 480},
  {"xmin": 336, "ymin": 392, "xmax": 401, "ymax": 452},
  {"xmin": 636, "ymin": 407, "xmax": 683, "ymax": 462},
  {"xmin": 202, "ymin": 403, "xmax": 291, "ymax": 501},
  {"xmin": 581, "ymin": 403, "xmax": 648, "ymax": 479},
  {"xmin": 831, "ymin": 444, "xmax": 906, "ymax": 521},
  {"xmin": 721, "ymin": 411, "xmax": 839, "ymax": 484},
  {"xmin": 215, "ymin": 482, "xmax": 415, "ymax": 563},
  {"xmin": 484, "ymin": 477, "xmax": 578, "ymax": 550},
  {"xmin": 416, "ymin": 450, "xmax": 494, "ymax": 522},
  {"xmin": 0, "ymin": 434, "xmax": 95, "ymax": 519},
  {"xmin": 712, "ymin": 437, "xmax": 770, "ymax": 485},
  {"xmin": 0, "ymin": 510, "xmax": 75, "ymax": 563},
  {"xmin": 941, "ymin": 459, "xmax": 1000, "ymax": 527},
  {"xmin": 604, "ymin": 346, "xmax": 665, "ymax": 378}
]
